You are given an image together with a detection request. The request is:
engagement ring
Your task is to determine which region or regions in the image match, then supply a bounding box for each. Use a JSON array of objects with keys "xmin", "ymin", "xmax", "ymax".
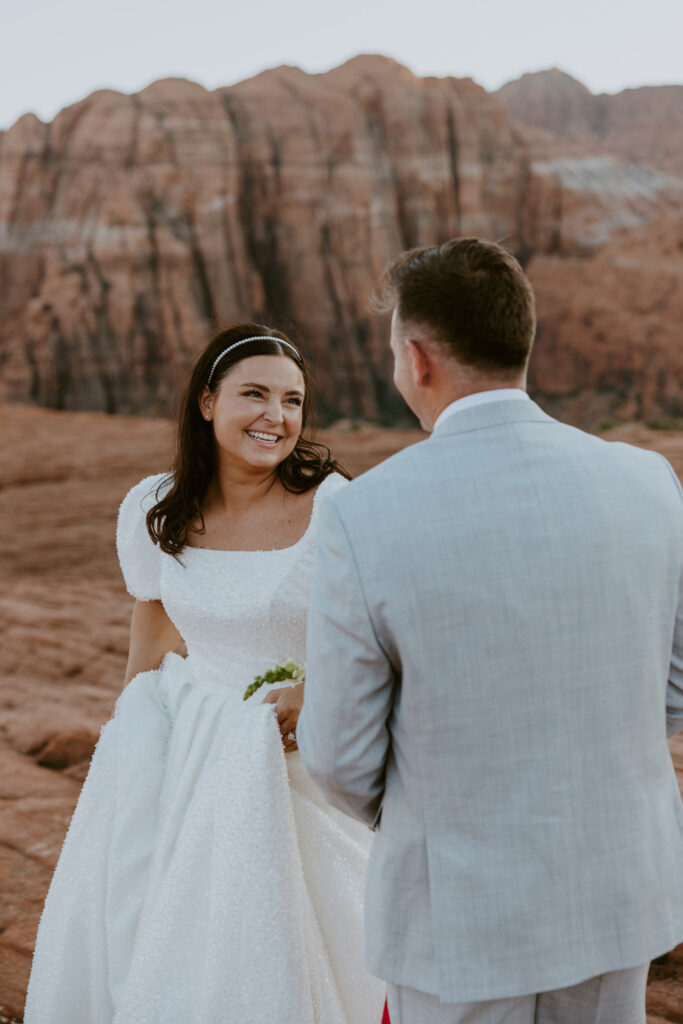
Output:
[{"xmin": 287, "ymin": 731, "xmax": 296, "ymax": 742}]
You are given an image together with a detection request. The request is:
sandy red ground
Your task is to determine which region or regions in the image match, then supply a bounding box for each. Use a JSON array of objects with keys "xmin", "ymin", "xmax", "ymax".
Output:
[{"xmin": 1, "ymin": 404, "xmax": 681, "ymax": 1022}]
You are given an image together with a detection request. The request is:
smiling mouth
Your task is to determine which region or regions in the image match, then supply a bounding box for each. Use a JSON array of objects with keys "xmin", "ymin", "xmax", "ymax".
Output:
[{"xmin": 246, "ymin": 430, "xmax": 282, "ymax": 445}]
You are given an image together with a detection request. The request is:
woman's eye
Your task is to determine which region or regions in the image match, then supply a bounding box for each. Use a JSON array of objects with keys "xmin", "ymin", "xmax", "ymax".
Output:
[
  {"xmin": 287, "ymin": 397, "xmax": 303, "ymax": 406},
  {"xmin": 243, "ymin": 390, "xmax": 263, "ymax": 398}
]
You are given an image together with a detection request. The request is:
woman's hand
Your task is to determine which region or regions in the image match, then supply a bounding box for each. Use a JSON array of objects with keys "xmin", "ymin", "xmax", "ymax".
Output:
[{"xmin": 262, "ymin": 683, "xmax": 304, "ymax": 753}]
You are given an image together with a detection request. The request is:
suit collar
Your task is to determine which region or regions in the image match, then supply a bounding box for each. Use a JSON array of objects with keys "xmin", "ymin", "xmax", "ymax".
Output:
[{"xmin": 430, "ymin": 398, "xmax": 554, "ymax": 437}]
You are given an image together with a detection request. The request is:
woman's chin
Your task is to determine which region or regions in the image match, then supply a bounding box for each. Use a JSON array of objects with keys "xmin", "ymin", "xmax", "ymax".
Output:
[{"xmin": 241, "ymin": 439, "xmax": 292, "ymax": 468}]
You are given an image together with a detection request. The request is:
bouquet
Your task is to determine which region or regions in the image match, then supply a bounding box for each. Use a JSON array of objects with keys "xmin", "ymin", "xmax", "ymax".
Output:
[{"xmin": 242, "ymin": 659, "xmax": 305, "ymax": 701}]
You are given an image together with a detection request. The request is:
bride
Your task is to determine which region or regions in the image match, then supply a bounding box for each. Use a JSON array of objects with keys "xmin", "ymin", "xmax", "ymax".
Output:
[{"xmin": 24, "ymin": 324, "xmax": 387, "ymax": 1023}]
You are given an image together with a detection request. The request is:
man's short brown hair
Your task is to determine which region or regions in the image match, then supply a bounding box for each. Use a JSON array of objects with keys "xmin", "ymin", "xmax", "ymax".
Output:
[{"xmin": 377, "ymin": 238, "xmax": 536, "ymax": 372}]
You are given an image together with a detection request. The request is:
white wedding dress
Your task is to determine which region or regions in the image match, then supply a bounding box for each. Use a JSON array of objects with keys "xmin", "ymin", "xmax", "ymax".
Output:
[{"xmin": 25, "ymin": 471, "xmax": 386, "ymax": 1024}]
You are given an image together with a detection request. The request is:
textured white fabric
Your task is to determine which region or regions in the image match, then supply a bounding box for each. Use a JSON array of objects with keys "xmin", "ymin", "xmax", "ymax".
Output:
[
  {"xmin": 432, "ymin": 389, "xmax": 529, "ymax": 433},
  {"xmin": 25, "ymin": 472, "xmax": 386, "ymax": 1024},
  {"xmin": 115, "ymin": 472, "xmax": 171, "ymax": 601}
]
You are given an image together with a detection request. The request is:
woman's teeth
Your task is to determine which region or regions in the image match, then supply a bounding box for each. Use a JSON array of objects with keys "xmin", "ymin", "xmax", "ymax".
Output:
[{"xmin": 246, "ymin": 430, "xmax": 280, "ymax": 444}]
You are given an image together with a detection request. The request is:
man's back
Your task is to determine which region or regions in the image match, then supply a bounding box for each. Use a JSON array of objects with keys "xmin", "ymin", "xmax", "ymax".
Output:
[
  {"xmin": 318, "ymin": 398, "xmax": 683, "ymax": 1001},
  {"xmin": 300, "ymin": 236, "xmax": 683, "ymax": 1022}
]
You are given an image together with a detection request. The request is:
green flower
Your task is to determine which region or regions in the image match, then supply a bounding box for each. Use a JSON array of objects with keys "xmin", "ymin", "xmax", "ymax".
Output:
[{"xmin": 243, "ymin": 659, "xmax": 306, "ymax": 701}]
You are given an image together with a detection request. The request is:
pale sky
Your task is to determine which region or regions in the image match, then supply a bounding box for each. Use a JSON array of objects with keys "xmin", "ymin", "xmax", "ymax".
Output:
[{"xmin": 3, "ymin": 0, "xmax": 682, "ymax": 131}]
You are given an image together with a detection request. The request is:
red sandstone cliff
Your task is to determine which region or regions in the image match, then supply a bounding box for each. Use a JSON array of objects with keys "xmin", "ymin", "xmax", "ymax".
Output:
[
  {"xmin": 498, "ymin": 68, "xmax": 683, "ymax": 178},
  {"xmin": 0, "ymin": 58, "xmax": 530, "ymax": 420},
  {"xmin": 526, "ymin": 212, "xmax": 683, "ymax": 424},
  {"xmin": 0, "ymin": 57, "xmax": 681, "ymax": 426}
]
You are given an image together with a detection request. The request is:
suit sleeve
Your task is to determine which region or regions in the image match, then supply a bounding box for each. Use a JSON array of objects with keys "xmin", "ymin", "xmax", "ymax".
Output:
[
  {"xmin": 668, "ymin": 604, "xmax": 683, "ymax": 738},
  {"xmin": 298, "ymin": 496, "xmax": 395, "ymax": 827},
  {"xmin": 655, "ymin": 454, "xmax": 683, "ymax": 737}
]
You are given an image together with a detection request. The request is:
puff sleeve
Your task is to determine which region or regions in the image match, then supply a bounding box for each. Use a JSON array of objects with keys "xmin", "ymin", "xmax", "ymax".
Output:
[
  {"xmin": 320, "ymin": 472, "xmax": 350, "ymax": 499},
  {"xmin": 116, "ymin": 473, "xmax": 171, "ymax": 601}
]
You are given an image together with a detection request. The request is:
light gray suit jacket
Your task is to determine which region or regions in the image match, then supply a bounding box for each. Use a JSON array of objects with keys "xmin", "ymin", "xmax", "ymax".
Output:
[{"xmin": 298, "ymin": 399, "xmax": 683, "ymax": 1003}]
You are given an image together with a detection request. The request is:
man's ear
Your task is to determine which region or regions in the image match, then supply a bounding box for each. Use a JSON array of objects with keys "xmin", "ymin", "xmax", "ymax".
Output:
[
  {"xmin": 406, "ymin": 339, "xmax": 431, "ymax": 388},
  {"xmin": 198, "ymin": 386, "xmax": 214, "ymax": 421}
]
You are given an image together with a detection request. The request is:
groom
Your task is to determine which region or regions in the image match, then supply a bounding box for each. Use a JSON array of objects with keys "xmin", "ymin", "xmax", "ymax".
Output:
[{"xmin": 298, "ymin": 238, "xmax": 683, "ymax": 1024}]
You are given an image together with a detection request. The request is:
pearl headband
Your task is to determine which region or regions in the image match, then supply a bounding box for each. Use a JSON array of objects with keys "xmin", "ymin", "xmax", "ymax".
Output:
[{"xmin": 207, "ymin": 335, "xmax": 302, "ymax": 386}]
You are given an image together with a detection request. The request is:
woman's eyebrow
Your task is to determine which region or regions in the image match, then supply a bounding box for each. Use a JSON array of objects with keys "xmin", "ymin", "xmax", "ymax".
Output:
[{"xmin": 240, "ymin": 382, "xmax": 304, "ymax": 396}]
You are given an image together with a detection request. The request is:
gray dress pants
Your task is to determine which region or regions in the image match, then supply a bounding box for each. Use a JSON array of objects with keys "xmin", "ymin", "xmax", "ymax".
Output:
[{"xmin": 386, "ymin": 963, "xmax": 650, "ymax": 1024}]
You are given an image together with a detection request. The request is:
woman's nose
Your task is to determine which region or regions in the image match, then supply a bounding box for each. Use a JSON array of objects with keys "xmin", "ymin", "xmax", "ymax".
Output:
[{"xmin": 263, "ymin": 399, "xmax": 284, "ymax": 423}]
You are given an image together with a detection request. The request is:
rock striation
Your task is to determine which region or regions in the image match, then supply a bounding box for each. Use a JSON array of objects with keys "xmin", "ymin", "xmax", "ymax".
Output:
[
  {"xmin": 0, "ymin": 58, "xmax": 530, "ymax": 421},
  {"xmin": 498, "ymin": 68, "xmax": 683, "ymax": 178},
  {"xmin": 0, "ymin": 57, "xmax": 681, "ymax": 426}
]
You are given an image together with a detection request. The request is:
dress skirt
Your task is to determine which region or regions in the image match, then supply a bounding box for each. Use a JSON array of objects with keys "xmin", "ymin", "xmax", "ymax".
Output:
[{"xmin": 25, "ymin": 653, "xmax": 386, "ymax": 1024}]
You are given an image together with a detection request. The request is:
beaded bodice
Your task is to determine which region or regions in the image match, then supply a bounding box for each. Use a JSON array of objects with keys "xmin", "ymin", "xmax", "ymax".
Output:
[{"xmin": 117, "ymin": 472, "xmax": 347, "ymax": 696}]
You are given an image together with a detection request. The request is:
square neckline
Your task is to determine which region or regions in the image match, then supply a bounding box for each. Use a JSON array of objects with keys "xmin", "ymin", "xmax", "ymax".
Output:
[{"xmin": 182, "ymin": 472, "xmax": 339, "ymax": 555}]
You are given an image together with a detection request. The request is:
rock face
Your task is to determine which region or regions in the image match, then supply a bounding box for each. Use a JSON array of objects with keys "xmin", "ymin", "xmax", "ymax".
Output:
[
  {"xmin": 0, "ymin": 58, "xmax": 531, "ymax": 421},
  {"xmin": 498, "ymin": 68, "xmax": 683, "ymax": 178},
  {"xmin": 1, "ymin": 403, "xmax": 682, "ymax": 1021},
  {"xmin": 497, "ymin": 68, "xmax": 683, "ymax": 425},
  {"xmin": 0, "ymin": 57, "xmax": 681, "ymax": 426},
  {"xmin": 527, "ymin": 212, "xmax": 683, "ymax": 424}
]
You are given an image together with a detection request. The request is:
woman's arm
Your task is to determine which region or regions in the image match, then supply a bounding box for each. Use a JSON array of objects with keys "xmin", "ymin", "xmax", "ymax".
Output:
[{"xmin": 123, "ymin": 599, "xmax": 182, "ymax": 687}]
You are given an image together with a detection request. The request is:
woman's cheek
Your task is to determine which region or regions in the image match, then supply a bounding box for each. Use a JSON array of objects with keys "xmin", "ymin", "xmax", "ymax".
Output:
[{"xmin": 283, "ymin": 411, "xmax": 301, "ymax": 438}]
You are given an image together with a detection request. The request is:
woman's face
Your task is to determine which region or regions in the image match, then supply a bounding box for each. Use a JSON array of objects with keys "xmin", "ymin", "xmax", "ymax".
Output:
[{"xmin": 199, "ymin": 354, "xmax": 305, "ymax": 472}]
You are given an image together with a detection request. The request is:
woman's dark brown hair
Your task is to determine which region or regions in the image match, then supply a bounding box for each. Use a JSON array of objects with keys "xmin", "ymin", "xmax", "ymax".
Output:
[{"xmin": 146, "ymin": 323, "xmax": 349, "ymax": 557}]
